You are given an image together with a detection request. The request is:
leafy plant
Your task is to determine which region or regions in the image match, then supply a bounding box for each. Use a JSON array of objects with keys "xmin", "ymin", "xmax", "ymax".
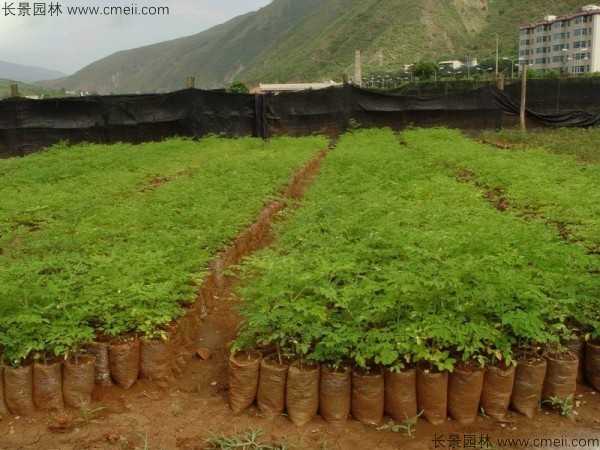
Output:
[
  {"xmin": 0, "ymin": 135, "xmax": 326, "ymax": 363},
  {"xmin": 225, "ymin": 81, "xmax": 250, "ymax": 93},
  {"xmin": 204, "ymin": 428, "xmax": 290, "ymax": 450},
  {"xmin": 378, "ymin": 410, "xmax": 424, "ymax": 437},
  {"xmin": 171, "ymin": 403, "xmax": 183, "ymax": 417},
  {"xmin": 234, "ymin": 128, "xmax": 598, "ymax": 373},
  {"xmin": 542, "ymin": 394, "xmax": 574, "ymax": 418},
  {"xmin": 137, "ymin": 431, "xmax": 151, "ymax": 450},
  {"xmin": 76, "ymin": 400, "xmax": 106, "ymax": 425},
  {"xmin": 0, "ymin": 309, "xmax": 47, "ymax": 366},
  {"xmin": 346, "ymin": 118, "xmax": 361, "ymax": 131}
]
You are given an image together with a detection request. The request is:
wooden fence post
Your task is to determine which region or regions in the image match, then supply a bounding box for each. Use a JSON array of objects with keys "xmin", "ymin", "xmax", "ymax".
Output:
[{"xmin": 497, "ymin": 74, "xmax": 505, "ymax": 91}]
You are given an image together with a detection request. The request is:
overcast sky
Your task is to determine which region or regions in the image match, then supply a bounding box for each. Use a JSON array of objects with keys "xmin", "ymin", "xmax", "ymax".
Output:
[{"xmin": 0, "ymin": 0, "xmax": 272, "ymax": 74}]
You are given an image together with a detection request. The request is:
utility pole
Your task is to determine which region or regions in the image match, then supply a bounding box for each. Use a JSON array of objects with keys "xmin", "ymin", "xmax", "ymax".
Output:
[
  {"xmin": 355, "ymin": 50, "xmax": 362, "ymax": 87},
  {"xmin": 495, "ymin": 34, "xmax": 499, "ymax": 77},
  {"xmin": 520, "ymin": 62, "xmax": 527, "ymax": 132}
]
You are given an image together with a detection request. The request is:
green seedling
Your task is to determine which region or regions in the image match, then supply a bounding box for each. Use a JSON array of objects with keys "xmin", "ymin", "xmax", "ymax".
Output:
[
  {"xmin": 542, "ymin": 394, "xmax": 574, "ymax": 418},
  {"xmin": 379, "ymin": 410, "xmax": 425, "ymax": 437},
  {"xmin": 204, "ymin": 428, "xmax": 291, "ymax": 449},
  {"xmin": 76, "ymin": 400, "xmax": 106, "ymax": 425},
  {"xmin": 137, "ymin": 431, "xmax": 151, "ymax": 450}
]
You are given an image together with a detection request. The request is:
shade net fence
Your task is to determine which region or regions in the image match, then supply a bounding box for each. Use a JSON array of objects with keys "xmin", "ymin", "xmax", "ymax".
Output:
[{"xmin": 1, "ymin": 81, "xmax": 599, "ymax": 157}]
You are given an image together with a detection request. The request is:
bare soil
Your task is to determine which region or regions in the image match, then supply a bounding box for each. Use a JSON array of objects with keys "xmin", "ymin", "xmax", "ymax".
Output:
[{"xmin": 1, "ymin": 152, "xmax": 599, "ymax": 450}]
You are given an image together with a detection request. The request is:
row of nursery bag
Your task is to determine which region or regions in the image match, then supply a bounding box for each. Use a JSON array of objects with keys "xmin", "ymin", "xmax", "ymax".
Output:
[
  {"xmin": 0, "ymin": 307, "xmax": 202, "ymax": 416},
  {"xmin": 228, "ymin": 345, "xmax": 600, "ymax": 427}
]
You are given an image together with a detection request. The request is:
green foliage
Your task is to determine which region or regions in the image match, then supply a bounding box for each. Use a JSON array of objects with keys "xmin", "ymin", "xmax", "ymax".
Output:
[
  {"xmin": 0, "ymin": 78, "xmax": 73, "ymax": 99},
  {"xmin": 542, "ymin": 394, "xmax": 574, "ymax": 418},
  {"xmin": 225, "ymin": 81, "xmax": 249, "ymax": 93},
  {"xmin": 347, "ymin": 118, "xmax": 361, "ymax": 130},
  {"xmin": 526, "ymin": 68, "xmax": 561, "ymax": 79},
  {"xmin": 402, "ymin": 128, "xmax": 600, "ymax": 337},
  {"xmin": 0, "ymin": 135, "xmax": 326, "ymax": 362},
  {"xmin": 379, "ymin": 410, "xmax": 424, "ymax": 437},
  {"xmin": 76, "ymin": 401, "xmax": 106, "ymax": 425},
  {"xmin": 481, "ymin": 126, "xmax": 600, "ymax": 164},
  {"xmin": 411, "ymin": 61, "xmax": 440, "ymax": 80},
  {"xmin": 0, "ymin": 308, "xmax": 47, "ymax": 366},
  {"xmin": 582, "ymin": 71, "xmax": 600, "ymax": 79},
  {"xmin": 235, "ymin": 128, "xmax": 598, "ymax": 371},
  {"xmin": 204, "ymin": 428, "xmax": 291, "ymax": 450}
]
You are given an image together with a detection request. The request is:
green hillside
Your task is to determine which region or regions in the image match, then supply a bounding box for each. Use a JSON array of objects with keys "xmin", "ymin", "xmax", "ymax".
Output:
[
  {"xmin": 42, "ymin": 0, "xmax": 589, "ymax": 93},
  {"xmin": 0, "ymin": 79, "xmax": 72, "ymax": 100}
]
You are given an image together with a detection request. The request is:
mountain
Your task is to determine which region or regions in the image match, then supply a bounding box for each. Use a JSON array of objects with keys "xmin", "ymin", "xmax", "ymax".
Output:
[
  {"xmin": 41, "ymin": 0, "xmax": 588, "ymax": 94},
  {"xmin": 0, "ymin": 61, "xmax": 67, "ymax": 84}
]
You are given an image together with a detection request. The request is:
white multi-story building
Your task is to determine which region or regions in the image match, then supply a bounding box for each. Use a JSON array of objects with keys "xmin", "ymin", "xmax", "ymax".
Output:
[{"xmin": 519, "ymin": 4, "xmax": 600, "ymax": 75}]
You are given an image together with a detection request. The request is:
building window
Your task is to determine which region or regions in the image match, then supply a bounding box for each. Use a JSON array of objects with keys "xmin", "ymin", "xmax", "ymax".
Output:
[
  {"xmin": 573, "ymin": 41, "xmax": 587, "ymax": 48},
  {"xmin": 553, "ymin": 32, "xmax": 566, "ymax": 39},
  {"xmin": 573, "ymin": 28, "xmax": 587, "ymax": 36}
]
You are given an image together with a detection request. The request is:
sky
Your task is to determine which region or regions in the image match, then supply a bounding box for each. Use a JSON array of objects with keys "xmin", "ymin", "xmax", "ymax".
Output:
[{"xmin": 0, "ymin": 0, "xmax": 272, "ymax": 74}]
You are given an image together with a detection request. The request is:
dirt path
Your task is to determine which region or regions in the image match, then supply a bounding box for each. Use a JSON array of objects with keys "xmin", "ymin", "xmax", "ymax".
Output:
[{"xmin": 1, "ymin": 150, "xmax": 599, "ymax": 449}]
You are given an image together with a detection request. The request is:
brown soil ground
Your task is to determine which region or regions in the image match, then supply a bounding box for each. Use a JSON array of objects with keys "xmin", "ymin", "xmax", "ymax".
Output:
[
  {"xmin": 1, "ymin": 152, "xmax": 599, "ymax": 450},
  {"xmin": 0, "ymin": 294, "xmax": 598, "ymax": 450}
]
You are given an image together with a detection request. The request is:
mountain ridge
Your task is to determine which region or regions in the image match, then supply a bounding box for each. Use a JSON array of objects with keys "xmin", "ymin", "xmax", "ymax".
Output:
[
  {"xmin": 40, "ymin": 0, "xmax": 588, "ymax": 94},
  {"xmin": 0, "ymin": 61, "xmax": 67, "ymax": 84}
]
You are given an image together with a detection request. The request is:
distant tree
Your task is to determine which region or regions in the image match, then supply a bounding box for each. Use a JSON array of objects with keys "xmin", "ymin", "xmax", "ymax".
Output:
[
  {"xmin": 411, "ymin": 61, "xmax": 440, "ymax": 80},
  {"xmin": 526, "ymin": 68, "xmax": 543, "ymax": 79},
  {"xmin": 525, "ymin": 69, "xmax": 562, "ymax": 79},
  {"xmin": 226, "ymin": 81, "xmax": 249, "ymax": 93}
]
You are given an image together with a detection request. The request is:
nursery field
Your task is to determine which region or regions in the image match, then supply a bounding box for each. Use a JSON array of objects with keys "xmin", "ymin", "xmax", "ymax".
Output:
[
  {"xmin": 0, "ymin": 128, "xmax": 599, "ymax": 450},
  {"xmin": 481, "ymin": 127, "xmax": 600, "ymax": 164},
  {"xmin": 0, "ymin": 135, "xmax": 326, "ymax": 365},
  {"xmin": 229, "ymin": 127, "xmax": 600, "ymax": 444},
  {"xmin": 236, "ymin": 127, "xmax": 599, "ymax": 370}
]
